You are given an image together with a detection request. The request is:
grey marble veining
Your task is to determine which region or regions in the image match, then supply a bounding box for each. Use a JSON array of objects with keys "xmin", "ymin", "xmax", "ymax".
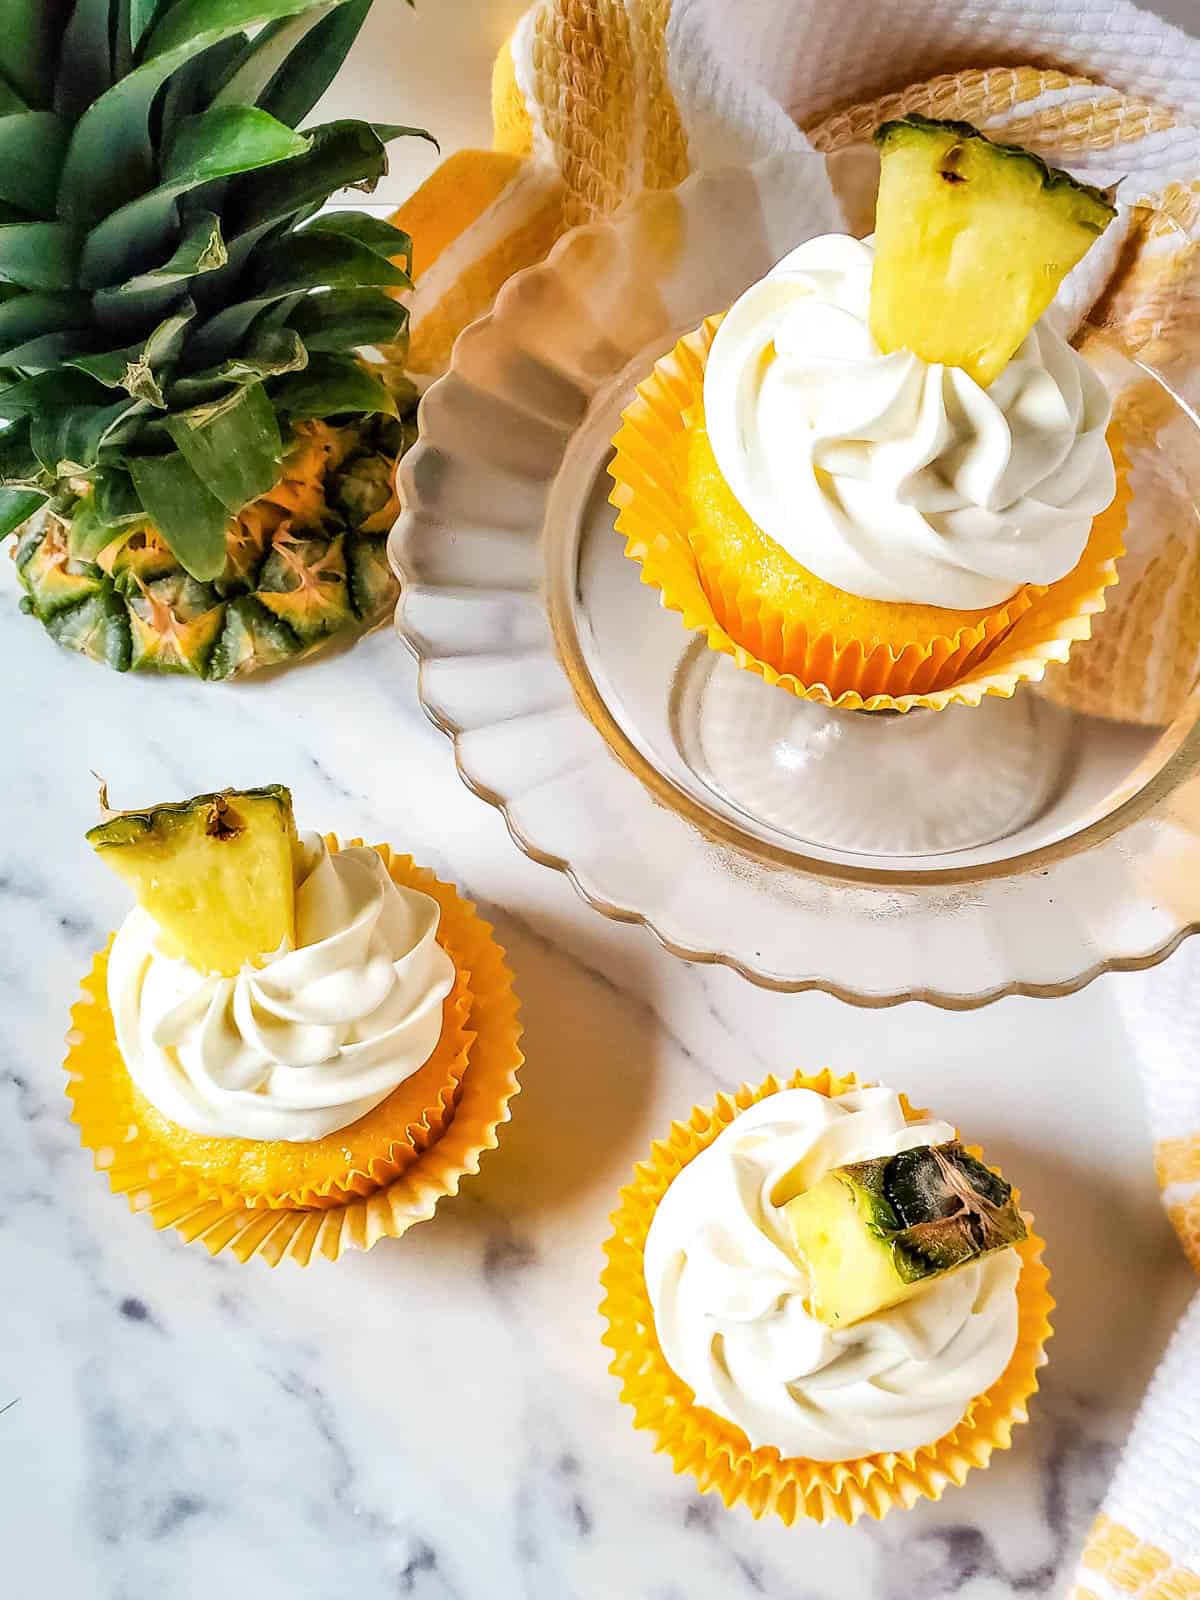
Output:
[{"xmin": 1, "ymin": 541, "xmax": 1194, "ymax": 1599}]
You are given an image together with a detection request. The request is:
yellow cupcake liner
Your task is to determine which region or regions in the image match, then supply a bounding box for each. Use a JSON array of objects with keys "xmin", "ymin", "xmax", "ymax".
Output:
[
  {"xmin": 65, "ymin": 840, "xmax": 524, "ymax": 1263},
  {"xmin": 609, "ymin": 317, "xmax": 1130, "ymax": 712},
  {"xmin": 600, "ymin": 1068, "xmax": 1053, "ymax": 1526}
]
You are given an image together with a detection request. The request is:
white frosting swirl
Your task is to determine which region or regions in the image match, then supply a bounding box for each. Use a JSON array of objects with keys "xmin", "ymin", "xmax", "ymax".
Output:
[
  {"xmin": 704, "ymin": 233, "xmax": 1115, "ymax": 610},
  {"xmin": 108, "ymin": 837, "xmax": 456, "ymax": 1142},
  {"xmin": 644, "ymin": 1087, "xmax": 1021, "ymax": 1461}
]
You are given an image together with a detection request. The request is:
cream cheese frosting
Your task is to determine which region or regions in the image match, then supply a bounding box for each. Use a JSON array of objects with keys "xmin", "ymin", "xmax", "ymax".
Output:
[
  {"xmin": 643, "ymin": 1086, "xmax": 1021, "ymax": 1461},
  {"xmin": 108, "ymin": 837, "xmax": 456, "ymax": 1142},
  {"xmin": 703, "ymin": 233, "xmax": 1116, "ymax": 611}
]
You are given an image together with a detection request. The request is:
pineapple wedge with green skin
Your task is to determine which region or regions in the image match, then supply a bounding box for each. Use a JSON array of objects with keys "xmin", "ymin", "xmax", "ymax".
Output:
[
  {"xmin": 88, "ymin": 786, "xmax": 299, "ymax": 977},
  {"xmin": 870, "ymin": 115, "xmax": 1116, "ymax": 387},
  {"xmin": 784, "ymin": 1140, "xmax": 1027, "ymax": 1329},
  {"xmin": 0, "ymin": 0, "xmax": 428, "ymax": 678}
]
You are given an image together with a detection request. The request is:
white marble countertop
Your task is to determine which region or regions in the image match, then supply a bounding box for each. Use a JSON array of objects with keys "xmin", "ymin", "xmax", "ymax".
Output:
[{"xmin": 2, "ymin": 5, "xmax": 1197, "ymax": 1596}]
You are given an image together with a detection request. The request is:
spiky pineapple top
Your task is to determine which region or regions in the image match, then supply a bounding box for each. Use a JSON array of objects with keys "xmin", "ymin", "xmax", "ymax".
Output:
[{"xmin": 0, "ymin": 0, "xmax": 427, "ymax": 585}]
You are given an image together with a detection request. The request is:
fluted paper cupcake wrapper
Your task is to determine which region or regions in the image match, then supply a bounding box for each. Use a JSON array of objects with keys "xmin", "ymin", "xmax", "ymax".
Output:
[
  {"xmin": 65, "ymin": 840, "xmax": 523, "ymax": 1262},
  {"xmin": 609, "ymin": 318, "xmax": 1129, "ymax": 712},
  {"xmin": 599, "ymin": 1068, "xmax": 1053, "ymax": 1526}
]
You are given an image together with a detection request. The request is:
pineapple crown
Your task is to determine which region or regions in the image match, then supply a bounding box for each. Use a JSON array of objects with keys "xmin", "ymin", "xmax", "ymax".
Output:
[{"xmin": 0, "ymin": 0, "xmax": 430, "ymax": 580}]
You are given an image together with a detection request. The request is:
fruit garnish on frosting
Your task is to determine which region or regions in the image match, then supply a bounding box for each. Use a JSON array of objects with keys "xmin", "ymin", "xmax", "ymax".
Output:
[
  {"xmin": 643, "ymin": 1087, "xmax": 1024, "ymax": 1461},
  {"xmin": 702, "ymin": 118, "xmax": 1119, "ymax": 612},
  {"xmin": 88, "ymin": 785, "xmax": 300, "ymax": 977},
  {"xmin": 781, "ymin": 1139, "xmax": 1027, "ymax": 1328},
  {"xmin": 870, "ymin": 115, "xmax": 1116, "ymax": 388},
  {"xmin": 88, "ymin": 786, "xmax": 457, "ymax": 1142}
]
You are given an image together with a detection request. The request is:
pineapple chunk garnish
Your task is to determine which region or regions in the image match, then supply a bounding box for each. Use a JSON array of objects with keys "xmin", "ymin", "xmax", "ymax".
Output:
[
  {"xmin": 870, "ymin": 114, "xmax": 1116, "ymax": 387},
  {"xmin": 88, "ymin": 786, "xmax": 300, "ymax": 977},
  {"xmin": 783, "ymin": 1140, "xmax": 1026, "ymax": 1328}
]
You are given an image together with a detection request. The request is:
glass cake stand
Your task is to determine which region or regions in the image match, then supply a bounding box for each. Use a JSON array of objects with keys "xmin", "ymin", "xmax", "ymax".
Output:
[{"xmin": 390, "ymin": 154, "xmax": 1200, "ymax": 1007}]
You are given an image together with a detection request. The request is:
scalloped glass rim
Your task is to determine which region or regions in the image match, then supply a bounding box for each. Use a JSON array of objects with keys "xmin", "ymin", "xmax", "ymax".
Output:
[{"xmin": 390, "ymin": 154, "xmax": 1200, "ymax": 1008}]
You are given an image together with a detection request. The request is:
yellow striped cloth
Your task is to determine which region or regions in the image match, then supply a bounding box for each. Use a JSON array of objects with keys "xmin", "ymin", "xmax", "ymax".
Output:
[{"xmin": 1067, "ymin": 947, "xmax": 1200, "ymax": 1599}]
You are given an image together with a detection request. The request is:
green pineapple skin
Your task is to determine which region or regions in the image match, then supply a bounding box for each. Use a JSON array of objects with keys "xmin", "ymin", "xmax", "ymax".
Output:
[
  {"xmin": 870, "ymin": 113, "xmax": 1116, "ymax": 387},
  {"xmin": 43, "ymin": 584, "xmax": 132, "ymax": 672},
  {"xmin": 873, "ymin": 114, "xmax": 1117, "ymax": 229},
  {"xmin": 87, "ymin": 786, "xmax": 301, "ymax": 979},
  {"xmin": 126, "ymin": 574, "xmax": 226, "ymax": 678},
  {"xmin": 87, "ymin": 785, "xmax": 295, "ymax": 852},
  {"xmin": 0, "ymin": 1, "xmax": 422, "ymax": 680},
  {"xmin": 13, "ymin": 424, "xmax": 403, "ymax": 678},
  {"xmin": 208, "ymin": 597, "xmax": 301, "ymax": 681},
  {"xmin": 785, "ymin": 1141, "xmax": 1026, "ymax": 1328},
  {"xmin": 107, "ymin": 533, "xmax": 178, "ymax": 588},
  {"xmin": 256, "ymin": 530, "xmax": 354, "ymax": 646},
  {"xmin": 347, "ymin": 531, "xmax": 398, "ymax": 625}
]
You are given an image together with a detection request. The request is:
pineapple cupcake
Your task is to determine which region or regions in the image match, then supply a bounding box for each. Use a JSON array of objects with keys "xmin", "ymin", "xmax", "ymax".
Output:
[
  {"xmin": 610, "ymin": 118, "xmax": 1130, "ymax": 709},
  {"xmin": 66, "ymin": 786, "xmax": 522, "ymax": 1262},
  {"xmin": 601, "ymin": 1071, "xmax": 1052, "ymax": 1524}
]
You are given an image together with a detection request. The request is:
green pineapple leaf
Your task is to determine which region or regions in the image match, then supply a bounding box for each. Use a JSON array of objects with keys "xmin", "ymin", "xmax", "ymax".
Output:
[
  {"xmin": 0, "ymin": 329, "xmax": 93, "ymax": 369},
  {"xmin": 224, "ymin": 120, "xmax": 393, "ymax": 238},
  {"xmin": 271, "ymin": 353, "xmax": 398, "ymax": 420},
  {"xmin": 251, "ymin": 229, "xmax": 412, "ymax": 296},
  {"xmin": 306, "ymin": 211, "xmax": 411, "ymax": 276},
  {"xmin": 113, "ymin": 0, "xmax": 161, "ymax": 76},
  {"xmin": 0, "ymin": 0, "xmax": 69, "ymax": 108},
  {"xmin": 0, "ymin": 369, "xmax": 105, "ymax": 418},
  {"xmin": 55, "ymin": 0, "xmax": 114, "ymax": 120},
  {"xmin": 212, "ymin": 7, "xmax": 336, "ymax": 109},
  {"xmin": 58, "ymin": 0, "xmax": 347, "ymax": 228},
  {"xmin": 164, "ymin": 105, "xmax": 311, "ymax": 185},
  {"xmin": 0, "ymin": 290, "xmax": 90, "ymax": 362},
  {"xmin": 287, "ymin": 288, "xmax": 406, "ymax": 352},
  {"xmin": 92, "ymin": 213, "xmax": 228, "ymax": 330},
  {"xmin": 0, "ymin": 415, "xmax": 43, "ymax": 482},
  {"xmin": 65, "ymin": 492, "xmax": 128, "ymax": 562},
  {"xmin": 0, "ymin": 486, "xmax": 44, "ymax": 536},
  {"xmin": 128, "ymin": 449, "xmax": 230, "ymax": 579},
  {"xmin": 0, "ymin": 221, "xmax": 78, "ymax": 290},
  {"xmin": 256, "ymin": 0, "xmax": 371, "ymax": 126},
  {"xmin": 159, "ymin": 35, "xmax": 246, "ymax": 142},
  {"xmin": 186, "ymin": 229, "xmax": 410, "ymax": 366},
  {"xmin": 31, "ymin": 395, "xmax": 140, "ymax": 475},
  {"xmin": 0, "ymin": 79, "xmax": 31, "ymax": 118},
  {"xmin": 82, "ymin": 107, "xmax": 310, "ymax": 287},
  {"xmin": 303, "ymin": 210, "xmax": 410, "ymax": 257},
  {"xmin": 373, "ymin": 121, "xmax": 438, "ymax": 149},
  {"xmin": 164, "ymin": 379, "xmax": 283, "ymax": 512},
  {"xmin": 0, "ymin": 112, "xmax": 71, "ymax": 217},
  {"xmin": 171, "ymin": 326, "xmax": 308, "ymax": 402},
  {"xmin": 70, "ymin": 308, "xmax": 196, "ymax": 406},
  {"xmin": 93, "ymin": 468, "xmax": 145, "ymax": 528}
]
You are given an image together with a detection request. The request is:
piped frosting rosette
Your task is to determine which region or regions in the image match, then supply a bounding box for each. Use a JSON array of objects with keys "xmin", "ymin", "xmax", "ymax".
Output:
[
  {"xmin": 610, "ymin": 242, "xmax": 1129, "ymax": 712},
  {"xmin": 600, "ymin": 1069, "xmax": 1052, "ymax": 1525},
  {"xmin": 66, "ymin": 840, "xmax": 522, "ymax": 1262}
]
